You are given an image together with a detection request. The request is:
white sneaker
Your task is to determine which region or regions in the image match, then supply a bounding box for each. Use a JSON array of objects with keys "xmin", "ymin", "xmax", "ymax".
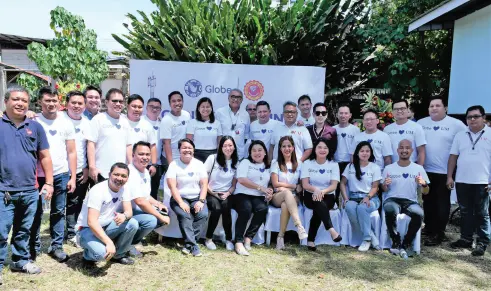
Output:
[
  {"xmin": 276, "ymin": 237, "xmax": 285, "ymax": 250},
  {"xmin": 369, "ymin": 230, "xmax": 380, "ymax": 250},
  {"xmin": 244, "ymin": 241, "xmax": 252, "ymax": 251},
  {"xmin": 297, "ymin": 225, "xmax": 308, "ymax": 240},
  {"xmin": 225, "ymin": 240, "xmax": 234, "ymax": 251},
  {"xmin": 68, "ymin": 237, "xmax": 80, "ymax": 248},
  {"xmin": 358, "ymin": 240, "xmax": 371, "ymax": 252},
  {"xmin": 205, "ymin": 239, "xmax": 217, "ymax": 250},
  {"xmin": 399, "ymin": 248, "xmax": 408, "ymax": 260}
]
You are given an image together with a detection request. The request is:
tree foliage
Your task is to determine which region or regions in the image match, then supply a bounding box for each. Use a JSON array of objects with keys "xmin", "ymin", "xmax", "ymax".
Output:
[{"xmin": 27, "ymin": 6, "xmax": 109, "ymax": 86}]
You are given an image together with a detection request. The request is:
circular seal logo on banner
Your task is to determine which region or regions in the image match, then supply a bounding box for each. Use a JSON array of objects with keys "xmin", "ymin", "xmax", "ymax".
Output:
[
  {"xmin": 184, "ymin": 79, "xmax": 202, "ymax": 98},
  {"xmin": 244, "ymin": 80, "xmax": 264, "ymax": 101}
]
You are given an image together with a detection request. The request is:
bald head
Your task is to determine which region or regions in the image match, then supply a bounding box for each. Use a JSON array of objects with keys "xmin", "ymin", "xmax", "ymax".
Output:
[{"xmin": 397, "ymin": 139, "xmax": 413, "ymax": 161}]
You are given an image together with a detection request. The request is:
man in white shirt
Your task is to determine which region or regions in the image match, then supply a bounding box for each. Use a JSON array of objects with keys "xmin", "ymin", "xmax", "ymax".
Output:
[
  {"xmin": 87, "ymin": 88, "xmax": 132, "ymax": 184},
  {"xmin": 30, "ymin": 87, "xmax": 77, "ymax": 263},
  {"xmin": 270, "ymin": 101, "xmax": 312, "ymax": 162},
  {"xmin": 63, "ymin": 91, "xmax": 92, "ymax": 246},
  {"xmin": 246, "ymin": 103, "xmax": 257, "ymax": 123},
  {"xmin": 215, "ymin": 89, "xmax": 250, "ymax": 159},
  {"xmin": 384, "ymin": 99, "xmax": 426, "ymax": 165},
  {"xmin": 82, "ymin": 85, "xmax": 102, "ymax": 120},
  {"xmin": 144, "ymin": 97, "xmax": 164, "ymax": 200},
  {"xmin": 417, "ymin": 96, "xmax": 466, "ymax": 246},
  {"xmin": 381, "ymin": 139, "xmax": 430, "ymax": 259},
  {"xmin": 350, "ymin": 109, "xmax": 393, "ymax": 169},
  {"xmin": 447, "ymin": 105, "xmax": 491, "ymax": 256},
  {"xmin": 159, "ymin": 91, "xmax": 191, "ymax": 166},
  {"xmin": 297, "ymin": 95, "xmax": 315, "ymax": 127},
  {"xmin": 249, "ymin": 101, "xmax": 280, "ymax": 148},
  {"xmin": 126, "ymin": 141, "xmax": 170, "ymax": 257},
  {"xmin": 124, "ymin": 94, "xmax": 157, "ymax": 174},
  {"xmin": 76, "ymin": 163, "xmax": 137, "ymax": 266}
]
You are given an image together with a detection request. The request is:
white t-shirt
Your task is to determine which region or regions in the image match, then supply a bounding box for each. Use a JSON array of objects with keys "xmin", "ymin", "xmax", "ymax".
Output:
[
  {"xmin": 215, "ymin": 106, "xmax": 250, "ymax": 159},
  {"xmin": 186, "ymin": 119, "xmax": 223, "ymax": 150},
  {"xmin": 271, "ymin": 160, "xmax": 301, "ymax": 186},
  {"xmin": 234, "ymin": 159, "xmax": 271, "ymax": 197},
  {"xmin": 271, "ymin": 123, "xmax": 313, "ymax": 161},
  {"xmin": 165, "ymin": 158, "xmax": 207, "ymax": 199},
  {"xmin": 342, "ymin": 162, "xmax": 382, "ymax": 198},
  {"xmin": 249, "ymin": 119, "xmax": 280, "ymax": 149},
  {"xmin": 143, "ymin": 115, "xmax": 162, "ymax": 165},
  {"xmin": 382, "ymin": 162, "xmax": 430, "ymax": 202},
  {"xmin": 450, "ymin": 127, "xmax": 491, "ymax": 184},
  {"xmin": 334, "ymin": 124, "xmax": 360, "ymax": 162},
  {"xmin": 297, "ymin": 114, "xmax": 316, "ymax": 127},
  {"xmin": 35, "ymin": 114, "xmax": 75, "ymax": 176},
  {"xmin": 204, "ymin": 154, "xmax": 236, "ymax": 192},
  {"xmin": 417, "ymin": 116, "xmax": 466, "ymax": 174},
  {"xmin": 159, "ymin": 110, "xmax": 191, "ymax": 161},
  {"xmin": 127, "ymin": 117, "xmax": 157, "ymax": 147},
  {"xmin": 75, "ymin": 180, "xmax": 131, "ymax": 228},
  {"xmin": 86, "ymin": 112, "xmax": 131, "ymax": 179},
  {"xmin": 383, "ymin": 120, "xmax": 427, "ymax": 163},
  {"xmin": 62, "ymin": 112, "xmax": 90, "ymax": 174},
  {"xmin": 126, "ymin": 164, "xmax": 151, "ymax": 211},
  {"xmin": 350, "ymin": 130, "xmax": 393, "ymax": 170},
  {"xmin": 300, "ymin": 159, "xmax": 340, "ymax": 193}
]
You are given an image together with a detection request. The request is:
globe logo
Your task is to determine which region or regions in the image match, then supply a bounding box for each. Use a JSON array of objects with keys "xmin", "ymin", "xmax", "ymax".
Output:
[{"xmin": 184, "ymin": 79, "xmax": 202, "ymax": 98}]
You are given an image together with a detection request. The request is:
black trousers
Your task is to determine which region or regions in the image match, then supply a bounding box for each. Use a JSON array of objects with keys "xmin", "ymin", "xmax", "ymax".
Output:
[
  {"xmin": 194, "ymin": 149, "xmax": 217, "ymax": 163},
  {"xmin": 303, "ymin": 191, "xmax": 336, "ymax": 242},
  {"xmin": 149, "ymin": 164, "xmax": 166, "ymax": 200},
  {"xmin": 384, "ymin": 197, "xmax": 424, "ymax": 247},
  {"xmin": 422, "ymin": 172, "xmax": 451, "ymax": 236},
  {"xmin": 65, "ymin": 171, "xmax": 90, "ymax": 239},
  {"xmin": 206, "ymin": 195, "xmax": 233, "ymax": 241},
  {"xmin": 233, "ymin": 194, "xmax": 268, "ymax": 243}
]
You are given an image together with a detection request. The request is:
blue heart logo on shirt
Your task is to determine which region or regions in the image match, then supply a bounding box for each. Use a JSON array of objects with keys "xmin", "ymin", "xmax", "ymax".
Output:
[
  {"xmin": 143, "ymin": 178, "xmax": 147, "ymax": 183},
  {"xmin": 367, "ymin": 139, "xmax": 373, "ymax": 143},
  {"xmin": 259, "ymin": 168, "xmax": 265, "ymax": 173},
  {"xmin": 261, "ymin": 129, "xmax": 267, "ymax": 134},
  {"xmin": 206, "ymin": 126, "xmax": 212, "ymax": 131},
  {"xmin": 115, "ymin": 124, "xmax": 121, "ymax": 129},
  {"xmin": 402, "ymin": 173, "xmax": 409, "ymax": 179},
  {"xmin": 112, "ymin": 197, "xmax": 119, "ymax": 203},
  {"xmin": 134, "ymin": 128, "xmax": 141, "ymax": 132},
  {"xmin": 49, "ymin": 130, "xmax": 57, "ymax": 136},
  {"xmin": 181, "ymin": 121, "xmax": 186, "ymax": 125},
  {"xmin": 399, "ymin": 130, "xmax": 405, "ymax": 135},
  {"xmin": 288, "ymin": 169, "xmax": 293, "ymax": 173},
  {"xmin": 433, "ymin": 126, "xmax": 440, "ymax": 131},
  {"xmin": 75, "ymin": 128, "xmax": 80, "ymax": 133},
  {"xmin": 319, "ymin": 169, "xmax": 326, "ymax": 174},
  {"xmin": 223, "ymin": 167, "xmax": 229, "ymax": 172},
  {"xmin": 188, "ymin": 172, "xmax": 194, "ymax": 177},
  {"xmin": 361, "ymin": 172, "xmax": 366, "ymax": 176},
  {"xmin": 341, "ymin": 133, "xmax": 346, "ymax": 138},
  {"xmin": 153, "ymin": 126, "xmax": 159, "ymax": 130}
]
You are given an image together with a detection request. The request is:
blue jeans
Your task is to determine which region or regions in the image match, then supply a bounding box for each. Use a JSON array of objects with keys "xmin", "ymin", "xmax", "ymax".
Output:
[
  {"xmin": 131, "ymin": 210, "xmax": 159, "ymax": 245},
  {"xmin": 170, "ymin": 197, "xmax": 208, "ymax": 249},
  {"xmin": 0, "ymin": 189, "xmax": 38, "ymax": 271},
  {"xmin": 30, "ymin": 172, "xmax": 69, "ymax": 256},
  {"xmin": 79, "ymin": 218, "xmax": 139, "ymax": 261},
  {"xmin": 456, "ymin": 183, "xmax": 491, "ymax": 246},
  {"xmin": 345, "ymin": 196, "xmax": 380, "ymax": 241}
]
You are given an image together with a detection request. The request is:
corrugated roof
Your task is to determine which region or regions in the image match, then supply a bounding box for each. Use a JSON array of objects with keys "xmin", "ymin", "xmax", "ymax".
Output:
[
  {"xmin": 0, "ymin": 33, "xmax": 48, "ymax": 48},
  {"xmin": 0, "ymin": 61, "xmax": 50, "ymax": 82}
]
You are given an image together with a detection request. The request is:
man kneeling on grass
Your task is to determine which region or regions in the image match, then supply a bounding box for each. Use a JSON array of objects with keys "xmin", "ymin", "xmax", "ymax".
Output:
[
  {"xmin": 75, "ymin": 163, "xmax": 137, "ymax": 266},
  {"xmin": 126, "ymin": 141, "xmax": 170, "ymax": 258}
]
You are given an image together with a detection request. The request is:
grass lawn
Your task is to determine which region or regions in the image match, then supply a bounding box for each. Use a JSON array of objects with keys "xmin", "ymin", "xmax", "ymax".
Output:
[{"xmin": 2, "ymin": 215, "xmax": 491, "ymax": 290}]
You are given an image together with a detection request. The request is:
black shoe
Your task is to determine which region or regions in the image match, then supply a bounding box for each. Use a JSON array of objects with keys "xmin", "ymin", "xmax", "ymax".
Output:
[
  {"xmin": 450, "ymin": 239, "xmax": 473, "ymax": 249},
  {"xmin": 307, "ymin": 246, "xmax": 317, "ymax": 252},
  {"xmin": 49, "ymin": 248, "xmax": 70, "ymax": 263},
  {"xmin": 110, "ymin": 256, "xmax": 135, "ymax": 265},
  {"xmin": 424, "ymin": 235, "xmax": 442, "ymax": 247},
  {"xmin": 128, "ymin": 246, "xmax": 143, "ymax": 258},
  {"xmin": 81, "ymin": 258, "xmax": 97, "ymax": 268},
  {"xmin": 471, "ymin": 244, "xmax": 487, "ymax": 256}
]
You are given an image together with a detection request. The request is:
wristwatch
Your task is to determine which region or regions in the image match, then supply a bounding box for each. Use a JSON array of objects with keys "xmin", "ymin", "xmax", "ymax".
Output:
[
  {"xmin": 199, "ymin": 198, "xmax": 206, "ymax": 203},
  {"xmin": 256, "ymin": 185, "xmax": 261, "ymax": 191}
]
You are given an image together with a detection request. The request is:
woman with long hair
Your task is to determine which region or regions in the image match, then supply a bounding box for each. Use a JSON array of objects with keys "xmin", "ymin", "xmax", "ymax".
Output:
[
  {"xmin": 203, "ymin": 136, "xmax": 239, "ymax": 251},
  {"xmin": 340, "ymin": 141, "xmax": 382, "ymax": 251},
  {"xmin": 270, "ymin": 136, "xmax": 308, "ymax": 250}
]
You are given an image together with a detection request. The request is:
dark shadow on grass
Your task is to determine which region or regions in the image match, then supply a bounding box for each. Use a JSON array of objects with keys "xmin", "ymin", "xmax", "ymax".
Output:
[{"xmin": 64, "ymin": 251, "xmax": 110, "ymax": 277}]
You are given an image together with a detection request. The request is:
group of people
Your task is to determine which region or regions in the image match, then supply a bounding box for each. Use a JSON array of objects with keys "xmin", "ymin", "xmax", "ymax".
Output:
[{"xmin": 0, "ymin": 84, "xmax": 490, "ymax": 286}]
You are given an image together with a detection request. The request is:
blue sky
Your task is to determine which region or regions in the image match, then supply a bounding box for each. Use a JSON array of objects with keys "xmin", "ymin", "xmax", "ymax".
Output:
[{"xmin": 0, "ymin": 0, "xmax": 157, "ymax": 53}]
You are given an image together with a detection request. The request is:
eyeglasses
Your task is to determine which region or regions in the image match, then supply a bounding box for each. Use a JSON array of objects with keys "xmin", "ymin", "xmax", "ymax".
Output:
[
  {"xmin": 393, "ymin": 107, "xmax": 407, "ymax": 112},
  {"xmin": 466, "ymin": 114, "xmax": 483, "ymax": 120},
  {"xmin": 363, "ymin": 118, "xmax": 378, "ymax": 122},
  {"xmin": 148, "ymin": 105, "xmax": 162, "ymax": 110},
  {"xmin": 230, "ymin": 95, "xmax": 243, "ymax": 100},
  {"xmin": 110, "ymin": 99, "xmax": 125, "ymax": 104},
  {"xmin": 315, "ymin": 111, "xmax": 327, "ymax": 116},
  {"xmin": 247, "ymin": 108, "xmax": 256, "ymax": 112},
  {"xmin": 283, "ymin": 110, "xmax": 297, "ymax": 115}
]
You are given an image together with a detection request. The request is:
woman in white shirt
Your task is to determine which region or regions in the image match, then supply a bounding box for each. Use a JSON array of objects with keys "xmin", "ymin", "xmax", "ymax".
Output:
[
  {"xmin": 203, "ymin": 136, "xmax": 238, "ymax": 251},
  {"xmin": 167, "ymin": 138, "xmax": 208, "ymax": 257},
  {"xmin": 234, "ymin": 140, "xmax": 273, "ymax": 256},
  {"xmin": 340, "ymin": 141, "xmax": 382, "ymax": 252},
  {"xmin": 186, "ymin": 97, "xmax": 222, "ymax": 162},
  {"xmin": 301, "ymin": 137, "xmax": 342, "ymax": 251},
  {"xmin": 271, "ymin": 136, "xmax": 308, "ymax": 250}
]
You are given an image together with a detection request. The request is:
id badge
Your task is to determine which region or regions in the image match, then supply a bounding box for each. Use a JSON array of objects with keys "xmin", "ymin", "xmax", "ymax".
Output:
[{"xmin": 468, "ymin": 148, "xmax": 480, "ymax": 155}]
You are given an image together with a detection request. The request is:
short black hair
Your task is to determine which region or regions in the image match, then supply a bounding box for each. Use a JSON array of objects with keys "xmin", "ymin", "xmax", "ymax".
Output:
[
  {"xmin": 338, "ymin": 103, "xmax": 351, "ymax": 112},
  {"xmin": 391, "ymin": 99, "xmax": 409, "ymax": 109},
  {"xmin": 66, "ymin": 90, "xmax": 85, "ymax": 103},
  {"xmin": 105, "ymin": 88, "xmax": 124, "ymax": 100},
  {"xmin": 168, "ymin": 91, "xmax": 183, "ymax": 103},
  {"xmin": 147, "ymin": 97, "xmax": 161, "ymax": 105},
  {"xmin": 466, "ymin": 105, "xmax": 485, "ymax": 117},
  {"xmin": 429, "ymin": 95, "xmax": 447, "ymax": 107},
  {"xmin": 127, "ymin": 94, "xmax": 144, "ymax": 105},
  {"xmin": 38, "ymin": 86, "xmax": 57, "ymax": 100},
  {"xmin": 256, "ymin": 100, "xmax": 270, "ymax": 111},
  {"xmin": 83, "ymin": 85, "xmax": 102, "ymax": 98},
  {"xmin": 109, "ymin": 162, "xmax": 130, "ymax": 176},
  {"xmin": 132, "ymin": 141, "xmax": 151, "ymax": 154},
  {"xmin": 196, "ymin": 97, "xmax": 215, "ymax": 123},
  {"xmin": 363, "ymin": 109, "xmax": 379, "ymax": 118},
  {"xmin": 313, "ymin": 102, "xmax": 326, "ymax": 113},
  {"xmin": 178, "ymin": 138, "xmax": 195, "ymax": 150},
  {"xmin": 298, "ymin": 94, "xmax": 311, "ymax": 104}
]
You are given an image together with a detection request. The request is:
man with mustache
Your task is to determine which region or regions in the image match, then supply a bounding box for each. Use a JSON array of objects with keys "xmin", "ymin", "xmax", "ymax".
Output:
[
  {"xmin": 381, "ymin": 139, "xmax": 429, "ymax": 259},
  {"xmin": 0, "ymin": 85, "xmax": 54, "ymax": 284},
  {"xmin": 83, "ymin": 85, "xmax": 102, "ymax": 120},
  {"xmin": 76, "ymin": 163, "xmax": 137, "ymax": 266}
]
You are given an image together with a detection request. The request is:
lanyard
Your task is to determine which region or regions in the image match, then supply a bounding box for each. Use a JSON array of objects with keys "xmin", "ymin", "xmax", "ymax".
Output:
[
  {"xmin": 467, "ymin": 130, "xmax": 485, "ymax": 150},
  {"xmin": 228, "ymin": 108, "xmax": 240, "ymax": 131}
]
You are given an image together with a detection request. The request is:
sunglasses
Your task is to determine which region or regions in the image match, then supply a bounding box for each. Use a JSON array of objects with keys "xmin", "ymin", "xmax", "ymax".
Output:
[
  {"xmin": 247, "ymin": 108, "xmax": 256, "ymax": 112},
  {"xmin": 110, "ymin": 99, "xmax": 125, "ymax": 104},
  {"xmin": 315, "ymin": 111, "xmax": 327, "ymax": 116}
]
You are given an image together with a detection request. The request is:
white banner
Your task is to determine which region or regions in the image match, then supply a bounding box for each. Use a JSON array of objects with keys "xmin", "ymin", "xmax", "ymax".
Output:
[{"xmin": 129, "ymin": 60, "xmax": 326, "ymax": 120}]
